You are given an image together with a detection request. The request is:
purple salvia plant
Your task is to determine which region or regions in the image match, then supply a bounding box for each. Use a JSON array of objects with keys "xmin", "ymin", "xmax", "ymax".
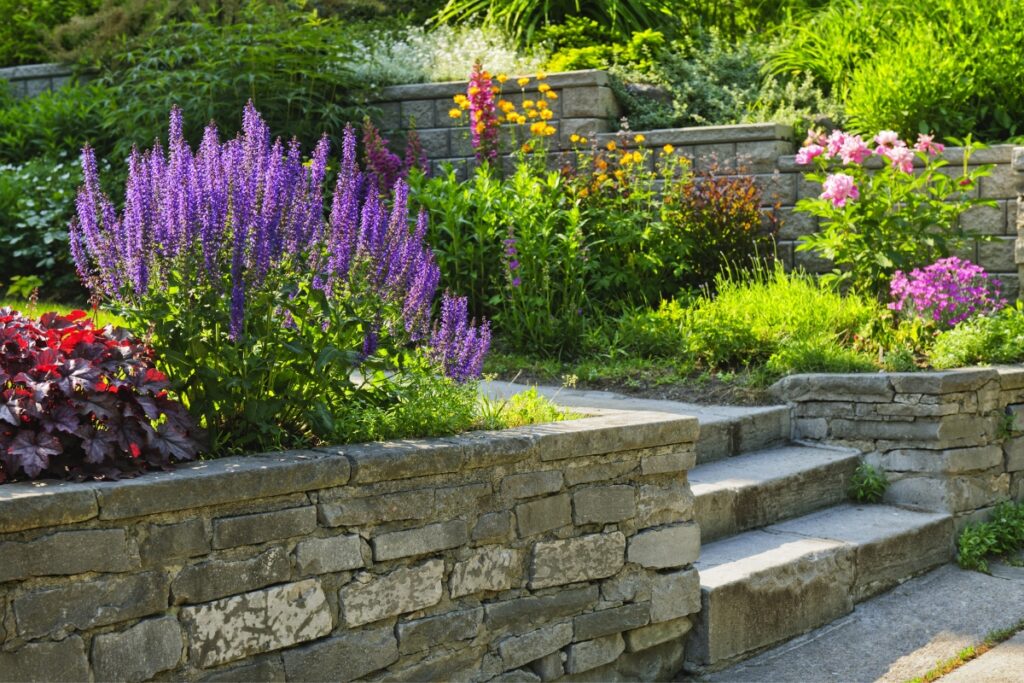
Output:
[{"xmin": 69, "ymin": 103, "xmax": 490, "ymax": 382}]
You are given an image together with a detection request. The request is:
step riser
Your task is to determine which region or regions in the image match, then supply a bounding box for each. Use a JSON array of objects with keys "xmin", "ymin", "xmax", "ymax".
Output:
[
  {"xmin": 847, "ymin": 517, "xmax": 955, "ymax": 601},
  {"xmin": 694, "ymin": 457, "xmax": 858, "ymax": 543},
  {"xmin": 696, "ymin": 409, "xmax": 791, "ymax": 464}
]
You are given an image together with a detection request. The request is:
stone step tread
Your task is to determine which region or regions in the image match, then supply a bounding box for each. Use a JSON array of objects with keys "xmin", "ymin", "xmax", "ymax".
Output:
[
  {"xmin": 690, "ymin": 444, "xmax": 860, "ymax": 490},
  {"xmin": 697, "ymin": 504, "xmax": 952, "ymax": 589}
]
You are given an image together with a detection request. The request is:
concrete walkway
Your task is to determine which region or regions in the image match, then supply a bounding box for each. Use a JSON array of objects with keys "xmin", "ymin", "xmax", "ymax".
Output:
[
  {"xmin": 942, "ymin": 630, "xmax": 1024, "ymax": 682},
  {"xmin": 693, "ymin": 561, "xmax": 1024, "ymax": 682}
]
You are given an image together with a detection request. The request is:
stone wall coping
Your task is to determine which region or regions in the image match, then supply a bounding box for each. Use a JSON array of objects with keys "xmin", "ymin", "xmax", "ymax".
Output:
[
  {"xmin": 772, "ymin": 367, "xmax": 1012, "ymax": 401},
  {"xmin": 596, "ymin": 123, "xmax": 795, "ymax": 146},
  {"xmin": 0, "ymin": 62, "xmax": 73, "ymax": 80},
  {"xmin": 0, "ymin": 409, "xmax": 697, "ymax": 533},
  {"xmin": 377, "ymin": 69, "xmax": 610, "ymax": 102},
  {"xmin": 777, "ymin": 144, "xmax": 1019, "ymax": 172}
]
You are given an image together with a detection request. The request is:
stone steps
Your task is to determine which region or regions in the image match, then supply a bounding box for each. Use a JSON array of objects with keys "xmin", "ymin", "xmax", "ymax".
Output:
[
  {"xmin": 684, "ymin": 504, "xmax": 954, "ymax": 672},
  {"xmin": 691, "ymin": 444, "xmax": 861, "ymax": 543}
]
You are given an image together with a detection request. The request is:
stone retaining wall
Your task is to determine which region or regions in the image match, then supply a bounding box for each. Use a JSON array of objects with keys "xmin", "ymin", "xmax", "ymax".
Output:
[
  {"xmin": 0, "ymin": 410, "xmax": 700, "ymax": 682},
  {"xmin": 0, "ymin": 62, "xmax": 75, "ymax": 98},
  {"xmin": 774, "ymin": 368, "xmax": 1024, "ymax": 527},
  {"xmin": 374, "ymin": 70, "xmax": 1024, "ymax": 299}
]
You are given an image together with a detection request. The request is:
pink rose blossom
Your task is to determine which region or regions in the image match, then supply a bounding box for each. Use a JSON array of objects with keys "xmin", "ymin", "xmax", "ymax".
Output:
[
  {"xmin": 826, "ymin": 130, "xmax": 847, "ymax": 156},
  {"xmin": 882, "ymin": 144, "xmax": 916, "ymax": 173},
  {"xmin": 839, "ymin": 134, "xmax": 871, "ymax": 165},
  {"xmin": 914, "ymin": 133, "xmax": 945, "ymax": 156},
  {"xmin": 874, "ymin": 130, "xmax": 902, "ymax": 148},
  {"xmin": 804, "ymin": 129, "xmax": 827, "ymax": 147},
  {"xmin": 795, "ymin": 143, "xmax": 825, "ymax": 165},
  {"xmin": 821, "ymin": 173, "xmax": 859, "ymax": 207}
]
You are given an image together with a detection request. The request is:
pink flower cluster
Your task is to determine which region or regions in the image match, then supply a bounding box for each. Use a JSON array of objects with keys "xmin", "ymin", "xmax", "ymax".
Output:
[
  {"xmin": 467, "ymin": 61, "xmax": 500, "ymax": 163},
  {"xmin": 797, "ymin": 129, "xmax": 946, "ymax": 208},
  {"xmin": 889, "ymin": 256, "xmax": 1006, "ymax": 329}
]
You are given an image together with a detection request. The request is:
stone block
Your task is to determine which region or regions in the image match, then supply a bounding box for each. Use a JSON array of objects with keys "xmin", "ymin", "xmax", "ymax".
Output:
[
  {"xmin": 172, "ymin": 546, "xmax": 291, "ymax": 604},
  {"xmin": 960, "ymin": 203, "xmax": 1007, "ymax": 235},
  {"xmin": 339, "ymin": 559, "xmax": 444, "ymax": 627},
  {"xmin": 561, "ymin": 85, "xmax": 620, "ymax": 118},
  {"xmin": 502, "ymin": 470, "xmax": 563, "ymax": 499},
  {"xmin": 566, "ymin": 633, "xmax": 626, "ymax": 674},
  {"xmin": 417, "ymin": 128, "xmax": 450, "ymax": 157},
  {"xmin": 294, "ymin": 534, "xmax": 364, "ymax": 574},
  {"xmin": 0, "ymin": 483, "xmax": 98, "ymax": 534},
  {"xmin": 281, "ymin": 625, "xmax": 398, "ymax": 681},
  {"xmin": 142, "ymin": 518, "xmax": 209, "ymax": 565},
  {"xmin": 372, "ymin": 520, "xmax": 468, "ymax": 561},
  {"xmin": 0, "ymin": 635, "xmax": 89, "ymax": 682},
  {"xmin": 535, "ymin": 412, "xmax": 698, "ymax": 462},
  {"xmin": 516, "ymin": 494, "xmax": 572, "ymax": 537},
  {"xmin": 0, "ymin": 528, "xmax": 137, "ymax": 582},
  {"xmin": 889, "ymin": 368, "xmax": 997, "ymax": 394},
  {"xmin": 473, "ymin": 510, "xmax": 513, "ymax": 542},
  {"xmin": 91, "ymin": 617, "xmax": 183, "ymax": 683},
  {"xmin": 625, "ymin": 617, "xmax": 692, "ymax": 652},
  {"xmin": 559, "ymin": 117, "xmax": 611, "ymax": 146},
  {"xmin": 641, "ymin": 450, "xmax": 695, "ymax": 475},
  {"xmin": 213, "ymin": 506, "xmax": 317, "ymax": 549},
  {"xmin": 450, "ymin": 546, "xmax": 522, "ymax": 597},
  {"xmin": 1007, "ymin": 437, "xmax": 1024, "ymax": 472},
  {"xmin": 650, "ymin": 569, "xmax": 701, "ymax": 623},
  {"xmin": 977, "ymin": 237, "xmax": 1017, "ymax": 272},
  {"xmin": 530, "ymin": 652, "xmax": 564, "ymax": 681},
  {"xmin": 691, "ymin": 143, "xmax": 736, "ymax": 172},
  {"xmin": 317, "ymin": 488, "xmax": 434, "ymax": 526},
  {"xmin": 637, "ymin": 482, "xmax": 695, "ymax": 528},
  {"xmin": 181, "ymin": 578, "xmax": 330, "ymax": 669},
  {"xmin": 573, "ymin": 485, "xmax": 636, "ymax": 525},
  {"xmin": 485, "ymin": 585, "xmax": 599, "ymax": 632},
  {"xmin": 450, "ymin": 128, "xmax": 474, "ymax": 157},
  {"xmin": 375, "ymin": 101, "xmax": 402, "ymax": 130},
  {"xmin": 879, "ymin": 445, "xmax": 1004, "ymax": 475},
  {"xmin": 201, "ymin": 658, "xmax": 286, "ymax": 682},
  {"xmin": 735, "ymin": 139, "xmax": 793, "ymax": 173},
  {"xmin": 564, "ymin": 460, "xmax": 637, "ymax": 486},
  {"xmin": 627, "ymin": 524, "xmax": 700, "ymax": 569},
  {"xmin": 754, "ymin": 172, "xmax": 797, "ymax": 204},
  {"xmin": 980, "ymin": 165, "xmax": 1020, "ymax": 199},
  {"xmin": 601, "ymin": 568, "xmax": 652, "ymax": 603},
  {"xmin": 773, "ymin": 373, "xmax": 894, "ymax": 403},
  {"xmin": 492, "ymin": 671, "xmax": 542, "ymax": 683},
  {"xmin": 574, "ymin": 603, "xmax": 650, "ymax": 641},
  {"xmin": 388, "ymin": 646, "xmax": 484, "ymax": 682},
  {"xmin": 499, "ymin": 621, "xmax": 574, "ymax": 671},
  {"xmin": 530, "ymin": 532, "xmax": 626, "ymax": 589},
  {"xmin": 338, "ymin": 439, "xmax": 463, "ymax": 484},
  {"xmin": 14, "ymin": 571, "xmax": 169, "ymax": 639},
  {"xmin": 398, "ymin": 607, "xmax": 483, "ymax": 654},
  {"xmin": 401, "ymin": 99, "xmax": 435, "ymax": 128},
  {"xmin": 886, "ymin": 473, "xmax": 1010, "ymax": 513}
]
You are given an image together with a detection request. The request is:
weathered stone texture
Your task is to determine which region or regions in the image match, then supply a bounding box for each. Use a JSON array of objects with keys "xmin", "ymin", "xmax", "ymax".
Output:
[
  {"xmin": 531, "ymin": 532, "xmax": 626, "ymax": 588},
  {"xmin": 650, "ymin": 569, "xmax": 701, "ymax": 623},
  {"xmin": 318, "ymin": 489, "xmax": 434, "ymax": 526},
  {"xmin": 627, "ymin": 524, "xmax": 701, "ymax": 569},
  {"xmin": 339, "ymin": 560, "xmax": 445, "ymax": 627},
  {"xmin": 142, "ymin": 518, "xmax": 209, "ymax": 564},
  {"xmin": 625, "ymin": 617, "xmax": 692, "ymax": 652},
  {"xmin": 499, "ymin": 621, "xmax": 574, "ymax": 671},
  {"xmin": 502, "ymin": 470, "xmax": 563, "ymax": 499},
  {"xmin": 372, "ymin": 520, "xmax": 468, "ymax": 561},
  {"xmin": 516, "ymin": 494, "xmax": 572, "ymax": 537},
  {"xmin": 572, "ymin": 485, "xmax": 636, "ymax": 524},
  {"xmin": 450, "ymin": 546, "xmax": 522, "ymax": 597},
  {"xmin": 294, "ymin": 534, "xmax": 364, "ymax": 574},
  {"xmin": 0, "ymin": 528, "xmax": 136, "ymax": 582},
  {"xmin": 0, "ymin": 635, "xmax": 89, "ymax": 682},
  {"xmin": 91, "ymin": 617, "xmax": 184, "ymax": 683},
  {"xmin": 566, "ymin": 634, "xmax": 626, "ymax": 674},
  {"xmin": 573, "ymin": 603, "xmax": 650, "ymax": 641},
  {"xmin": 180, "ymin": 579, "xmax": 332, "ymax": 668},
  {"xmin": 398, "ymin": 607, "xmax": 483, "ymax": 654},
  {"xmin": 172, "ymin": 546, "xmax": 291, "ymax": 604},
  {"xmin": 473, "ymin": 510, "xmax": 513, "ymax": 542},
  {"xmin": 212, "ymin": 506, "xmax": 317, "ymax": 549},
  {"xmin": 281, "ymin": 625, "xmax": 398, "ymax": 681},
  {"xmin": 485, "ymin": 585, "xmax": 600, "ymax": 633}
]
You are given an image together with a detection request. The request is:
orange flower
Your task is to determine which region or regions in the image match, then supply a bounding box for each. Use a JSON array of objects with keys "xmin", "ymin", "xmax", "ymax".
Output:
[{"xmin": 606, "ymin": 141, "xmax": 616, "ymax": 151}]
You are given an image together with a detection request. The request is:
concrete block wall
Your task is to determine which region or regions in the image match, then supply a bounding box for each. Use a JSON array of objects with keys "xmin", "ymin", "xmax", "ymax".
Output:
[
  {"xmin": 0, "ymin": 63, "xmax": 75, "ymax": 99},
  {"xmin": 774, "ymin": 368, "xmax": 1024, "ymax": 528},
  {"xmin": 0, "ymin": 409, "xmax": 701, "ymax": 682}
]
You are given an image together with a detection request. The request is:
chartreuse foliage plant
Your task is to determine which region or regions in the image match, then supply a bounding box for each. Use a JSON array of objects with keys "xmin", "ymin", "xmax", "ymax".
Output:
[
  {"xmin": 794, "ymin": 129, "xmax": 994, "ymax": 296},
  {"xmin": 0, "ymin": 307, "xmax": 200, "ymax": 483},
  {"xmin": 70, "ymin": 104, "xmax": 491, "ymax": 455},
  {"xmin": 957, "ymin": 501, "xmax": 1024, "ymax": 573}
]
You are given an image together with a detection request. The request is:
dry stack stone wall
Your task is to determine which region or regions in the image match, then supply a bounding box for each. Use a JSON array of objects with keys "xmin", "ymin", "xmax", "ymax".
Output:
[
  {"xmin": 0, "ymin": 63, "xmax": 74, "ymax": 98},
  {"xmin": 374, "ymin": 70, "xmax": 1024, "ymax": 299},
  {"xmin": 774, "ymin": 368, "xmax": 1024, "ymax": 528},
  {"xmin": 0, "ymin": 409, "xmax": 701, "ymax": 682}
]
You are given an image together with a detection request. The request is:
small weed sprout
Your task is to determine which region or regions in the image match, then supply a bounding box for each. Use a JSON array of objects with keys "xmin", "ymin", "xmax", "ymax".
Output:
[{"xmin": 848, "ymin": 461, "xmax": 888, "ymax": 503}]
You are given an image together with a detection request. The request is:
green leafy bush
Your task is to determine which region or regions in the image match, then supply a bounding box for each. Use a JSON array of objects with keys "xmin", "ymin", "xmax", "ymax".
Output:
[
  {"xmin": 958, "ymin": 501, "xmax": 1024, "ymax": 573},
  {"xmin": 848, "ymin": 461, "xmax": 888, "ymax": 503},
  {"xmin": 0, "ymin": 84, "xmax": 110, "ymax": 164},
  {"xmin": 930, "ymin": 305, "xmax": 1024, "ymax": 369},
  {"xmin": 0, "ymin": 0, "xmax": 101, "ymax": 66}
]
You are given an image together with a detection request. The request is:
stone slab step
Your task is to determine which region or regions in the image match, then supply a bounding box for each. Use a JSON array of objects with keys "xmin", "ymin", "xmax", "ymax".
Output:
[
  {"xmin": 691, "ymin": 444, "xmax": 861, "ymax": 542},
  {"xmin": 685, "ymin": 504, "xmax": 954, "ymax": 671},
  {"xmin": 478, "ymin": 381, "xmax": 790, "ymax": 463}
]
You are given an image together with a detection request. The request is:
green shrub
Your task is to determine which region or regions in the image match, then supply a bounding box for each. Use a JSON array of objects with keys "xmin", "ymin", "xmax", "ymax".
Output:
[
  {"xmin": 958, "ymin": 501, "xmax": 1024, "ymax": 573},
  {"xmin": 848, "ymin": 461, "xmax": 888, "ymax": 503},
  {"xmin": 0, "ymin": 84, "xmax": 110, "ymax": 163},
  {"xmin": 0, "ymin": 0, "xmax": 102, "ymax": 66},
  {"xmin": 930, "ymin": 305, "xmax": 1024, "ymax": 369}
]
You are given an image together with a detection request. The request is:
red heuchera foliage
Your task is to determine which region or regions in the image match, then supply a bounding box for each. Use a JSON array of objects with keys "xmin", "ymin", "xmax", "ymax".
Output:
[{"xmin": 0, "ymin": 308, "xmax": 200, "ymax": 483}]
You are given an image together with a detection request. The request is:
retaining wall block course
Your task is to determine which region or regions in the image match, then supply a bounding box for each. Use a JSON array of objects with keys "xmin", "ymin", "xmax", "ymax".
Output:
[
  {"xmin": 536, "ymin": 412, "xmax": 698, "ymax": 461},
  {"xmin": 1006, "ymin": 437, "xmax": 1024, "ymax": 472},
  {"xmin": 0, "ymin": 483, "xmax": 98, "ymax": 534},
  {"xmin": 640, "ymin": 449, "xmax": 695, "ymax": 475},
  {"xmin": 978, "ymin": 237, "xmax": 1018, "ymax": 272},
  {"xmin": 502, "ymin": 470, "xmax": 563, "ymax": 499},
  {"xmin": 627, "ymin": 523, "xmax": 700, "ymax": 569},
  {"xmin": 294, "ymin": 534, "xmax": 364, "ymax": 575},
  {"xmin": 14, "ymin": 570, "xmax": 170, "ymax": 639},
  {"xmin": 484, "ymin": 585, "xmax": 599, "ymax": 633},
  {"xmin": 90, "ymin": 616, "xmax": 184, "ymax": 683},
  {"xmin": 0, "ymin": 528, "xmax": 138, "ymax": 582},
  {"xmin": 692, "ymin": 143, "xmax": 736, "ymax": 172},
  {"xmin": 889, "ymin": 369, "xmax": 1000, "ymax": 395},
  {"xmin": 572, "ymin": 485, "xmax": 636, "ymax": 525},
  {"xmin": 573, "ymin": 602, "xmax": 650, "ymax": 641},
  {"xmin": 563, "ymin": 459, "xmax": 637, "ymax": 487},
  {"xmin": 317, "ymin": 488, "xmax": 435, "ymax": 527},
  {"xmin": 625, "ymin": 616, "xmax": 692, "ymax": 653},
  {"xmin": 397, "ymin": 607, "xmax": 483, "ymax": 654},
  {"xmin": 794, "ymin": 246, "xmax": 834, "ymax": 274},
  {"xmin": 530, "ymin": 532, "xmax": 626, "ymax": 589},
  {"xmin": 601, "ymin": 568, "xmax": 652, "ymax": 603},
  {"xmin": 212, "ymin": 505, "xmax": 317, "ymax": 549},
  {"xmin": 95, "ymin": 450, "xmax": 348, "ymax": 519},
  {"xmin": 142, "ymin": 518, "xmax": 209, "ymax": 565},
  {"xmin": 885, "ymin": 472, "xmax": 1010, "ymax": 513},
  {"xmin": 372, "ymin": 519, "xmax": 469, "ymax": 561},
  {"xmin": 516, "ymin": 493, "xmax": 572, "ymax": 537},
  {"xmin": 566, "ymin": 633, "xmax": 626, "ymax": 674},
  {"xmin": 499, "ymin": 621, "xmax": 574, "ymax": 671},
  {"xmin": 460, "ymin": 430, "xmax": 537, "ymax": 469},
  {"xmin": 200, "ymin": 657, "xmax": 285, "ymax": 682},
  {"xmin": 636, "ymin": 482, "xmax": 695, "ymax": 527},
  {"xmin": 650, "ymin": 569, "xmax": 701, "ymax": 623},
  {"xmin": 416, "ymin": 127, "xmax": 450, "ymax": 157},
  {"xmin": 388, "ymin": 645, "xmax": 485, "ymax": 682},
  {"xmin": 280, "ymin": 624, "xmax": 398, "ymax": 682},
  {"xmin": 335, "ymin": 438, "xmax": 464, "ymax": 484},
  {"xmin": 180, "ymin": 578, "xmax": 332, "ymax": 669},
  {"xmin": 400, "ymin": 99, "xmax": 435, "ymax": 128},
  {"xmin": 450, "ymin": 545, "xmax": 523, "ymax": 598},
  {"xmin": 375, "ymin": 101, "xmax": 402, "ymax": 130},
  {"xmin": 560, "ymin": 85, "xmax": 620, "ymax": 118},
  {"xmin": 828, "ymin": 414, "xmax": 984, "ymax": 443},
  {"xmin": 172, "ymin": 546, "xmax": 291, "ymax": 605},
  {"xmin": 472, "ymin": 510, "xmax": 514, "ymax": 543},
  {"xmin": 450, "ymin": 128, "xmax": 474, "ymax": 157},
  {"xmin": 873, "ymin": 445, "xmax": 1005, "ymax": 475},
  {"xmin": 0, "ymin": 634, "xmax": 89, "ymax": 682},
  {"xmin": 530, "ymin": 651, "xmax": 564, "ymax": 681},
  {"xmin": 774, "ymin": 373, "xmax": 896, "ymax": 402},
  {"xmin": 777, "ymin": 207, "xmax": 818, "ymax": 240},
  {"xmin": 436, "ymin": 482, "xmax": 492, "ymax": 518},
  {"xmin": 980, "ymin": 164, "xmax": 1021, "ymax": 199},
  {"xmin": 338, "ymin": 558, "xmax": 444, "ymax": 627},
  {"xmin": 960, "ymin": 202, "xmax": 1008, "ymax": 235}
]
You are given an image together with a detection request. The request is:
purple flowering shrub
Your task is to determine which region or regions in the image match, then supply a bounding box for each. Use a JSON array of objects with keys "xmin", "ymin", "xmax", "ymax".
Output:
[
  {"xmin": 69, "ymin": 104, "xmax": 489, "ymax": 454},
  {"xmin": 889, "ymin": 257, "xmax": 1006, "ymax": 329},
  {"xmin": 794, "ymin": 129, "xmax": 996, "ymax": 296}
]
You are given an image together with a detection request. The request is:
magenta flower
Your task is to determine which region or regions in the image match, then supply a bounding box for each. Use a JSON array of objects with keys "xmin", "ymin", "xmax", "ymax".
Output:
[
  {"xmin": 914, "ymin": 133, "xmax": 945, "ymax": 157},
  {"xmin": 467, "ymin": 61, "xmax": 499, "ymax": 163},
  {"xmin": 795, "ymin": 144, "xmax": 825, "ymax": 165},
  {"xmin": 881, "ymin": 144, "xmax": 916, "ymax": 173},
  {"xmin": 839, "ymin": 134, "xmax": 871, "ymax": 165},
  {"xmin": 826, "ymin": 130, "xmax": 847, "ymax": 157},
  {"xmin": 874, "ymin": 130, "xmax": 901, "ymax": 148},
  {"xmin": 821, "ymin": 173, "xmax": 859, "ymax": 207},
  {"xmin": 889, "ymin": 257, "xmax": 1006, "ymax": 328}
]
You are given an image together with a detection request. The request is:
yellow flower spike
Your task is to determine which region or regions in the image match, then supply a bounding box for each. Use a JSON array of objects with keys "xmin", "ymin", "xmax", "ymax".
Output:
[
  {"xmin": 523, "ymin": 99, "xmax": 535, "ymax": 109},
  {"xmin": 517, "ymin": 77, "xmax": 530, "ymax": 87},
  {"xmin": 538, "ymin": 83, "xmax": 551, "ymax": 93},
  {"xmin": 448, "ymin": 108, "xmax": 462, "ymax": 119},
  {"xmin": 497, "ymin": 73, "xmax": 508, "ymax": 84},
  {"xmin": 468, "ymin": 86, "xmax": 480, "ymax": 96},
  {"xmin": 663, "ymin": 144, "xmax": 675, "ymax": 154},
  {"xmin": 543, "ymin": 125, "xmax": 556, "ymax": 136},
  {"xmin": 528, "ymin": 110, "xmax": 539, "ymax": 119},
  {"xmin": 545, "ymin": 91, "xmax": 558, "ymax": 100},
  {"xmin": 459, "ymin": 100, "xmax": 470, "ymax": 110},
  {"xmin": 475, "ymin": 121, "xmax": 485, "ymax": 134},
  {"xmin": 570, "ymin": 134, "xmax": 580, "ymax": 143},
  {"xmin": 536, "ymin": 71, "xmax": 547, "ymax": 80},
  {"xmin": 606, "ymin": 141, "xmax": 617, "ymax": 151},
  {"xmin": 632, "ymin": 151, "xmax": 643, "ymax": 164},
  {"xmin": 634, "ymin": 134, "xmax": 646, "ymax": 143},
  {"xmin": 540, "ymin": 109, "xmax": 553, "ymax": 120},
  {"xmin": 536, "ymin": 100, "xmax": 548, "ymax": 110}
]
